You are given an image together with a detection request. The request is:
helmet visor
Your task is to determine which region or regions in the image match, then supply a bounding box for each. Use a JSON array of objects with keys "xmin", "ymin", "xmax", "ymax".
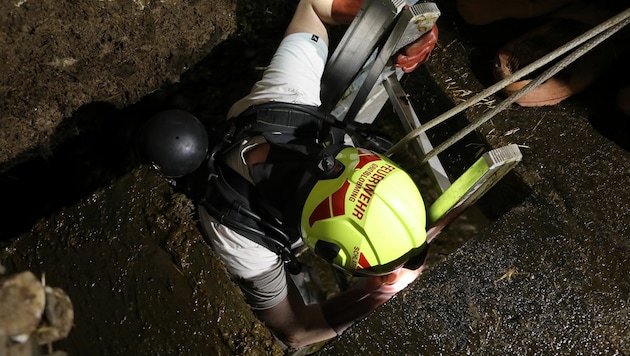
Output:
[{"xmin": 349, "ymin": 243, "xmax": 428, "ymax": 277}]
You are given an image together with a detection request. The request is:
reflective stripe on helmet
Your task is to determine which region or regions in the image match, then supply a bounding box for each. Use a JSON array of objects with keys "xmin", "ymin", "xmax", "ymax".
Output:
[{"xmin": 308, "ymin": 180, "xmax": 350, "ymax": 227}]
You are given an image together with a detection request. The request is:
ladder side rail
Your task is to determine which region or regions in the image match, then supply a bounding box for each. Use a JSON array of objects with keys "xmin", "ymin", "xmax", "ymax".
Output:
[
  {"xmin": 320, "ymin": 0, "xmax": 406, "ymax": 113},
  {"xmin": 382, "ymin": 73, "xmax": 451, "ymax": 193}
]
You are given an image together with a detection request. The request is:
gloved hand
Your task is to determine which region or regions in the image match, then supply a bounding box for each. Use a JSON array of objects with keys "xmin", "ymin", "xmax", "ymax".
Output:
[{"xmin": 395, "ymin": 25, "xmax": 439, "ymax": 73}]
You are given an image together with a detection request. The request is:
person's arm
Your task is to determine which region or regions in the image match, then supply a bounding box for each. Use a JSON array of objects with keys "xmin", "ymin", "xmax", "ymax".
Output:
[
  {"xmin": 256, "ymin": 266, "xmax": 423, "ymax": 348},
  {"xmin": 320, "ymin": 266, "xmax": 424, "ymax": 334},
  {"xmin": 284, "ymin": 0, "xmax": 336, "ymax": 45},
  {"xmin": 255, "ymin": 279, "xmax": 337, "ymax": 348}
]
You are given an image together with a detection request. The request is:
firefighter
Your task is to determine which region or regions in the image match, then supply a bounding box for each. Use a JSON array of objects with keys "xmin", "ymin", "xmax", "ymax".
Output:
[{"xmin": 143, "ymin": 0, "xmax": 439, "ymax": 349}]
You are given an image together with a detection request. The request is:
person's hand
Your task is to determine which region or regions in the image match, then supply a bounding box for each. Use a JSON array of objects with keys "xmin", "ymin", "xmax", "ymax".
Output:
[
  {"xmin": 395, "ymin": 25, "xmax": 439, "ymax": 73},
  {"xmin": 378, "ymin": 267, "xmax": 422, "ymax": 294},
  {"xmin": 361, "ymin": 267, "xmax": 423, "ymax": 301}
]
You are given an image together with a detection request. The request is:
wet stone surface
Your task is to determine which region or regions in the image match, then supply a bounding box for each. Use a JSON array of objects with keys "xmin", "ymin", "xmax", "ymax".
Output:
[
  {"xmin": 1, "ymin": 166, "xmax": 283, "ymax": 355},
  {"xmin": 0, "ymin": 0, "xmax": 238, "ymax": 173}
]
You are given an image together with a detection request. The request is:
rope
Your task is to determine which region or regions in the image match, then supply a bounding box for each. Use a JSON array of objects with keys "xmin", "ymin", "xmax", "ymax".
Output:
[
  {"xmin": 421, "ymin": 18, "xmax": 630, "ymax": 164},
  {"xmin": 385, "ymin": 7, "xmax": 630, "ymax": 160}
]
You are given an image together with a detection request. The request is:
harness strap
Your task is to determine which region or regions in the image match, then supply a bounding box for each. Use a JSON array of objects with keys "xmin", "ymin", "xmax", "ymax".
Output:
[
  {"xmin": 202, "ymin": 163, "xmax": 302, "ymax": 273},
  {"xmin": 237, "ymin": 103, "xmax": 347, "ymax": 145}
]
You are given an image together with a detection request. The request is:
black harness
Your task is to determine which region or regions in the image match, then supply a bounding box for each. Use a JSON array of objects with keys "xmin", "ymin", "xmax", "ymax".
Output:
[
  {"xmin": 200, "ymin": 103, "xmax": 355, "ymax": 273},
  {"xmin": 198, "ymin": 102, "xmax": 399, "ymax": 274}
]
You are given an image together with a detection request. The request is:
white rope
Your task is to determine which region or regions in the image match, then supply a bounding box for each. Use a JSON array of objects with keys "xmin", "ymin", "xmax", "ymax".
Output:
[{"xmin": 385, "ymin": 7, "xmax": 630, "ymax": 159}]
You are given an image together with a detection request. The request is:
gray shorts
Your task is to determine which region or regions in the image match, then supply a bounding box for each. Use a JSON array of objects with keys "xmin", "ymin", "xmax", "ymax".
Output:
[{"xmin": 198, "ymin": 205, "xmax": 288, "ymax": 310}]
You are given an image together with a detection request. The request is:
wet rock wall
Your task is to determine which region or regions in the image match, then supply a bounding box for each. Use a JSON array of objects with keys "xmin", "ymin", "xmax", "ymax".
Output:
[
  {"xmin": 0, "ymin": 166, "xmax": 283, "ymax": 355},
  {"xmin": 0, "ymin": 0, "xmax": 236, "ymax": 173},
  {"xmin": 0, "ymin": 0, "xmax": 287, "ymax": 354}
]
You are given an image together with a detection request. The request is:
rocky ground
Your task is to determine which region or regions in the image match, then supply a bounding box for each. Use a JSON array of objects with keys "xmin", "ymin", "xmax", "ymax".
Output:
[
  {"xmin": 0, "ymin": 0, "xmax": 241, "ymax": 172},
  {"xmin": 0, "ymin": 0, "xmax": 288, "ymax": 354}
]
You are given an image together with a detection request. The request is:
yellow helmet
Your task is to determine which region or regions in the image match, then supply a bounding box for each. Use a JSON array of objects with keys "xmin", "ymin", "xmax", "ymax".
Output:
[{"xmin": 301, "ymin": 147, "xmax": 427, "ymax": 276}]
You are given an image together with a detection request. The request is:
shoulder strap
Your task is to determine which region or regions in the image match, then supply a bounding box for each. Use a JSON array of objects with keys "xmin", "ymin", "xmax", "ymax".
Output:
[
  {"xmin": 237, "ymin": 102, "xmax": 346, "ymax": 145},
  {"xmin": 237, "ymin": 102, "xmax": 395, "ymax": 153},
  {"xmin": 201, "ymin": 162, "xmax": 303, "ymax": 273}
]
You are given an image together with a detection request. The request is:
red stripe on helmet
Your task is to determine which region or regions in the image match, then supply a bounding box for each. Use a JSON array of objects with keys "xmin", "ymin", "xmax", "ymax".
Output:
[
  {"xmin": 309, "ymin": 198, "xmax": 331, "ymax": 227},
  {"xmin": 355, "ymin": 148, "xmax": 382, "ymax": 169},
  {"xmin": 308, "ymin": 180, "xmax": 351, "ymax": 227},
  {"xmin": 331, "ymin": 180, "xmax": 350, "ymax": 217},
  {"xmin": 358, "ymin": 252, "xmax": 371, "ymax": 269}
]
